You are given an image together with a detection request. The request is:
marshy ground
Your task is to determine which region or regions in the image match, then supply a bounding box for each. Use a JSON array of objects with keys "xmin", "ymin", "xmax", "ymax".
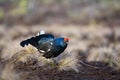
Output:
[{"xmin": 0, "ymin": 25, "xmax": 120, "ymax": 80}]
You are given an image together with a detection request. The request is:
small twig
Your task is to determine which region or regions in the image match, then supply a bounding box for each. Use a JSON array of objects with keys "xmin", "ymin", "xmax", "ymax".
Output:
[{"xmin": 79, "ymin": 60, "xmax": 99, "ymax": 69}]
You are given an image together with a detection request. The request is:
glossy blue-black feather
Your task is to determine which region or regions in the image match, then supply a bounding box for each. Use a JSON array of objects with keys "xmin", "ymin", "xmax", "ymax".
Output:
[
  {"xmin": 43, "ymin": 38, "xmax": 68, "ymax": 58},
  {"xmin": 20, "ymin": 34, "xmax": 68, "ymax": 58},
  {"xmin": 20, "ymin": 34, "xmax": 54, "ymax": 48}
]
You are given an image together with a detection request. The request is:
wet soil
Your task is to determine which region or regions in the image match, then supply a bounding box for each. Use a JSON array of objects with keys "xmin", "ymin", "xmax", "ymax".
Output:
[{"xmin": 12, "ymin": 60, "xmax": 120, "ymax": 80}]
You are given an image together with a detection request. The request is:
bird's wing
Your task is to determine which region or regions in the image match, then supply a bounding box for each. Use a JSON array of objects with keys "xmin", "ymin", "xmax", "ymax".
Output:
[
  {"xmin": 38, "ymin": 42, "xmax": 52, "ymax": 53},
  {"xmin": 20, "ymin": 34, "xmax": 54, "ymax": 47}
]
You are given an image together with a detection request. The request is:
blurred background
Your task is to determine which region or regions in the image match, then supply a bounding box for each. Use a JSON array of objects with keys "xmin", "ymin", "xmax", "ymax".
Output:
[
  {"xmin": 0, "ymin": 0, "xmax": 120, "ymax": 26},
  {"xmin": 0, "ymin": 0, "xmax": 120, "ymax": 80},
  {"xmin": 0, "ymin": 0, "xmax": 120, "ymax": 69}
]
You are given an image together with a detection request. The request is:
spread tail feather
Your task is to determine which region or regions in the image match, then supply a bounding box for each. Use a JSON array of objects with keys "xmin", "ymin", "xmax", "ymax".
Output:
[
  {"xmin": 20, "ymin": 37, "xmax": 38, "ymax": 47},
  {"xmin": 20, "ymin": 40, "xmax": 29, "ymax": 47}
]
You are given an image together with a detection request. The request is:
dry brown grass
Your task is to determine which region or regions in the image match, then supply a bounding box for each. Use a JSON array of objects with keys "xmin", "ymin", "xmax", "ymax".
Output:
[
  {"xmin": 87, "ymin": 45, "xmax": 120, "ymax": 69},
  {"xmin": 5, "ymin": 45, "xmax": 80, "ymax": 72},
  {"xmin": 1, "ymin": 64, "xmax": 21, "ymax": 80},
  {"xmin": 56, "ymin": 51, "xmax": 80, "ymax": 72},
  {"xmin": 0, "ymin": 25, "xmax": 120, "ymax": 80}
]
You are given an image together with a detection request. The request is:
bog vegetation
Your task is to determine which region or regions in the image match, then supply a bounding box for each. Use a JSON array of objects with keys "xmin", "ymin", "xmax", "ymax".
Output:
[{"xmin": 0, "ymin": 0, "xmax": 120, "ymax": 80}]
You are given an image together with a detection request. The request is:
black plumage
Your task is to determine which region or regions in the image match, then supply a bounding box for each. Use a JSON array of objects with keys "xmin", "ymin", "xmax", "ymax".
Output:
[
  {"xmin": 20, "ymin": 34, "xmax": 69, "ymax": 58},
  {"xmin": 20, "ymin": 34, "xmax": 54, "ymax": 48}
]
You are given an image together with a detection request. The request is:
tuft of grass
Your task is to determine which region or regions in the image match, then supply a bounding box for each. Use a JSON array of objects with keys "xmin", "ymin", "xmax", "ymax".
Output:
[
  {"xmin": 8, "ymin": 45, "xmax": 38, "ymax": 63},
  {"xmin": 55, "ymin": 51, "xmax": 80, "ymax": 72},
  {"xmin": 87, "ymin": 46, "xmax": 120, "ymax": 70},
  {"xmin": 8, "ymin": 45, "xmax": 54, "ymax": 68},
  {"xmin": 1, "ymin": 64, "xmax": 21, "ymax": 80},
  {"xmin": 8, "ymin": 45, "xmax": 80, "ymax": 72}
]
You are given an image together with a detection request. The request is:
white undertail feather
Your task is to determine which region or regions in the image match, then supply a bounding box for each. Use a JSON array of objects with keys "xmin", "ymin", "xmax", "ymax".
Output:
[{"xmin": 37, "ymin": 30, "xmax": 45, "ymax": 36}]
